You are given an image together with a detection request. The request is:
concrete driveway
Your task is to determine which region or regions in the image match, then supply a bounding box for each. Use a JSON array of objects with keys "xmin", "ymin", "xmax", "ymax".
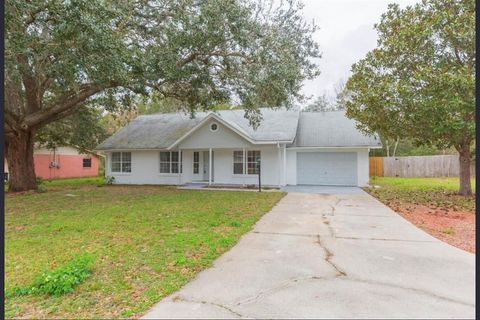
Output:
[{"xmin": 143, "ymin": 187, "xmax": 475, "ymax": 319}]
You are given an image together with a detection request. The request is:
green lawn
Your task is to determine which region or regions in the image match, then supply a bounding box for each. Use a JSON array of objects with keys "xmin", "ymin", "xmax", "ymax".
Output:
[
  {"xmin": 4, "ymin": 176, "xmax": 106, "ymax": 192},
  {"xmin": 367, "ymin": 177, "xmax": 476, "ymax": 212},
  {"xmin": 41, "ymin": 176, "xmax": 106, "ymax": 188},
  {"xmin": 5, "ymin": 181, "xmax": 285, "ymax": 319}
]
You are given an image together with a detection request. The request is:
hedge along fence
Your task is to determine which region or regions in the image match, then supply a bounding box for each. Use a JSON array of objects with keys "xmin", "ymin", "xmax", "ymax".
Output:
[{"xmin": 369, "ymin": 155, "xmax": 476, "ymax": 177}]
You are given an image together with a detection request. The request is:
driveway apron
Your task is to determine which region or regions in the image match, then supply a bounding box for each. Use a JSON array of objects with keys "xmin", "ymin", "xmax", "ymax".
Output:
[{"xmin": 143, "ymin": 187, "xmax": 475, "ymax": 319}]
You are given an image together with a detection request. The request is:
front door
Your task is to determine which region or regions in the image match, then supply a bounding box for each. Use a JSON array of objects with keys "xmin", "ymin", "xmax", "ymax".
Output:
[{"xmin": 203, "ymin": 151, "xmax": 214, "ymax": 181}]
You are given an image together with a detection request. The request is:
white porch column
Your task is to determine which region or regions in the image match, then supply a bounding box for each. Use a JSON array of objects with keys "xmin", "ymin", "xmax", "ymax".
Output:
[
  {"xmin": 209, "ymin": 148, "xmax": 212, "ymax": 185},
  {"xmin": 243, "ymin": 148, "xmax": 246, "ymax": 186},
  {"xmin": 178, "ymin": 149, "xmax": 182, "ymax": 185},
  {"xmin": 283, "ymin": 144, "xmax": 287, "ymax": 186},
  {"xmin": 105, "ymin": 153, "xmax": 110, "ymax": 176},
  {"xmin": 277, "ymin": 143, "xmax": 281, "ymax": 187}
]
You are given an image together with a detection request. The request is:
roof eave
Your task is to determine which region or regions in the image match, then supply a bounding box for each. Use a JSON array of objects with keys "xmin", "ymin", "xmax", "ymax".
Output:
[
  {"xmin": 287, "ymin": 145, "xmax": 383, "ymax": 149},
  {"xmin": 167, "ymin": 113, "xmax": 255, "ymax": 149}
]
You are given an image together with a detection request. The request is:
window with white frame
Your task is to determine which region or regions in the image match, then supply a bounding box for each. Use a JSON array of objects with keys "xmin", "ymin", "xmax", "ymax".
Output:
[
  {"xmin": 233, "ymin": 150, "xmax": 261, "ymax": 174},
  {"xmin": 247, "ymin": 150, "xmax": 261, "ymax": 174},
  {"xmin": 111, "ymin": 152, "xmax": 131, "ymax": 173},
  {"xmin": 193, "ymin": 152, "xmax": 199, "ymax": 174},
  {"xmin": 233, "ymin": 150, "xmax": 244, "ymax": 174},
  {"xmin": 159, "ymin": 151, "xmax": 182, "ymax": 174}
]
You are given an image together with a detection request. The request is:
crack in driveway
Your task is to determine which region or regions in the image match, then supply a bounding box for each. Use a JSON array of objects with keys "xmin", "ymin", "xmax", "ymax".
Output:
[
  {"xmin": 335, "ymin": 236, "xmax": 438, "ymax": 243},
  {"xmin": 142, "ymin": 192, "xmax": 474, "ymax": 319},
  {"xmin": 234, "ymin": 275, "xmax": 330, "ymax": 307},
  {"xmin": 316, "ymin": 234, "xmax": 347, "ymax": 276},
  {"xmin": 171, "ymin": 295, "xmax": 246, "ymax": 318},
  {"xmin": 321, "ymin": 216, "xmax": 335, "ymax": 237},
  {"xmin": 228, "ymin": 275, "xmax": 474, "ymax": 310},
  {"xmin": 342, "ymin": 278, "xmax": 475, "ymax": 307}
]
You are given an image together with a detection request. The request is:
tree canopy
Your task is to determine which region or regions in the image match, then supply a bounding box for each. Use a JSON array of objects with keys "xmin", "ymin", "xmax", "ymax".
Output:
[
  {"xmin": 345, "ymin": 0, "xmax": 475, "ymax": 195},
  {"xmin": 304, "ymin": 79, "xmax": 348, "ymax": 112},
  {"xmin": 36, "ymin": 106, "xmax": 108, "ymax": 152},
  {"xmin": 5, "ymin": 0, "xmax": 320, "ymax": 127},
  {"xmin": 4, "ymin": 0, "xmax": 320, "ymax": 191},
  {"xmin": 303, "ymin": 94, "xmax": 335, "ymax": 112}
]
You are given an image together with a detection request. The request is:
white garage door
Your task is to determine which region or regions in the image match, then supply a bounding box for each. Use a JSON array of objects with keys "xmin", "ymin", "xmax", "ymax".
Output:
[{"xmin": 296, "ymin": 152, "xmax": 357, "ymax": 186}]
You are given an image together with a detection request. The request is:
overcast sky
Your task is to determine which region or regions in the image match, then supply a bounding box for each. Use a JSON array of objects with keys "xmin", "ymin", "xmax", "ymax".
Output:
[{"xmin": 300, "ymin": 0, "xmax": 421, "ymax": 103}]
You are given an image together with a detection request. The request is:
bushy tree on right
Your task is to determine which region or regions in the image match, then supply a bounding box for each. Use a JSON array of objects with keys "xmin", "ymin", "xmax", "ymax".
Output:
[{"xmin": 345, "ymin": 0, "xmax": 475, "ymax": 195}]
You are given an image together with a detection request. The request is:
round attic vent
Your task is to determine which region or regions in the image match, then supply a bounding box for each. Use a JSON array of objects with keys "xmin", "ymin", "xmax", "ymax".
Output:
[{"xmin": 210, "ymin": 123, "xmax": 219, "ymax": 132}]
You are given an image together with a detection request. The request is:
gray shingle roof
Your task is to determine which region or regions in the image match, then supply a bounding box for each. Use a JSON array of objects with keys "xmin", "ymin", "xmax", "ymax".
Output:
[
  {"xmin": 291, "ymin": 111, "xmax": 381, "ymax": 148},
  {"xmin": 96, "ymin": 108, "xmax": 300, "ymax": 150},
  {"xmin": 96, "ymin": 108, "xmax": 381, "ymax": 150},
  {"xmin": 215, "ymin": 108, "xmax": 300, "ymax": 141}
]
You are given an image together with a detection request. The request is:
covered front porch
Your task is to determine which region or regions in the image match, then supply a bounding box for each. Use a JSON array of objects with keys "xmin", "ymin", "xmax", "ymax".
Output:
[
  {"xmin": 177, "ymin": 146, "xmax": 285, "ymax": 187},
  {"xmin": 180, "ymin": 148, "xmax": 216, "ymax": 185}
]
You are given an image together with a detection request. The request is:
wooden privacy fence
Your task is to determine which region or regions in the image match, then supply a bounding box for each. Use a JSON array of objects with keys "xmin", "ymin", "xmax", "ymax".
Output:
[
  {"xmin": 369, "ymin": 155, "xmax": 475, "ymax": 177},
  {"xmin": 369, "ymin": 157, "xmax": 384, "ymax": 176}
]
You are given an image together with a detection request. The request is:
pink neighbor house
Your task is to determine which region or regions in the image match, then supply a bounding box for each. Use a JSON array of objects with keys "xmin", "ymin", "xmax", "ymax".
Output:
[{"xmin": 5, "ymin": 146, "xmax": 101, "ymax": 180}]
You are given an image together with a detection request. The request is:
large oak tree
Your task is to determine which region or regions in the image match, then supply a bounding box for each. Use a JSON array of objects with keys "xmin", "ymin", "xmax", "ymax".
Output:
[
  {"xmin": 5, "ymin": 0, "xmax": 320, "ymax": 191},
  {"xmin": 345, "ymin": 0, "xmax": 475, "ymax": 195}
]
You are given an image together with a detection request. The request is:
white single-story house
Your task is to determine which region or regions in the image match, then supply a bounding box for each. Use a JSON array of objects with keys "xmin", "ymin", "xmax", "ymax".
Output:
[{"xmin": 96, "ymin": 108, "xmax": 381, "ymax": 187}]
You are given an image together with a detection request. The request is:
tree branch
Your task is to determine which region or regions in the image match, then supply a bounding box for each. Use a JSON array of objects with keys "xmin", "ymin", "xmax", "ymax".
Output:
[
  {"xmin": 176, "ymin": 52, "xmax": 198, "ymax": 67},
  {"xmin": 5, "ymin": 73, "xmax": 25, "ymax": 118},
  {"xmin": 37, "ymin": 104, "xmax": 83, "ymax": 127},
  {"xmin": 40, "ymin": 78, "xmax": 54, "ymax": 96},
  {"xmin": 25, "ymin": 5, "xmax": 48, "ymax": 25},
  {"xmin": 4, "ymin": 111, "xmax": 20, "ymax": 135},
  {"xmin": 17, "ymin": 53, "xmax": 41, "ymax": 113},
  {"xmin": 21, "ymin": 84, "xmax": 108, "ymax": 129},
  {"xmin": 176, "ymin": 50, "xmax": 252, "ymax": 68},
  {"xmin": 453, "ymin": 47, "xmax": 464, "ymax": 65}
]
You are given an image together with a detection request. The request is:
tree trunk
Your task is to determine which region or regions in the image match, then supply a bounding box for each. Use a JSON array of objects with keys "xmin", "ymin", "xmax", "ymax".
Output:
[
  {"xmin": 458, "ymin": 144, "xmax": 472, "ymax": 196},
  {"xmin": 5, "ymin": 129, "xmax": 37, "ymax": 192},
  {"xmin": 392, "ymin": 137, "xmax": 399, "ymax": 157}
]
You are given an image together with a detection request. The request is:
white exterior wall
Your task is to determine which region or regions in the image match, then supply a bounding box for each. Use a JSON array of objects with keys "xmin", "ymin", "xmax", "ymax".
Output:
[
  {"xmin": 286, "ymin": 148, "xmax": 297, "ymax": 185},
  {"xmin": 105, "ymin": 146, "xmax": 283, "ymax": 186},
  {"xmin": 105, "ymin": 150, "xmax": 182, "ymax": 185},
  {"xmin": 211, "ymin": 146, "xmax": 281, "ymax": 186},
  {"xmin": 180, "ymin": 149, "xmax": 196, "ymax": 183},
  {"xmin": 179, "ymin": 119, "xmax": 283, "ymax": 186},
  {"xmin": 103, "ymin": 118, "xmax": 370, "ymax": 187},
  {"xmin": 178, "ymin": 119, "xmax": 251, "ymax": 149},
  {"xmin": 105, "ymin": 147, "xmax": 370, "ymax": 187},
  {"xmin": 356, "ymin": 148, "xmax": 369, "ymax": 186},
  {"xmin": 285, "ymin": 147, "xmax": 370, "ymax": 187}
]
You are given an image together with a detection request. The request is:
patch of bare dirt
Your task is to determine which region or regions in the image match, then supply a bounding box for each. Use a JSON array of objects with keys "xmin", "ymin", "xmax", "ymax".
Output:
[
  {"xmin": 6, "ymin": 224, "xmax": 29, "ymax": 232},
  {"xmin": 390, "ymin": 203, "xmax": 475, "ymax": 253}
]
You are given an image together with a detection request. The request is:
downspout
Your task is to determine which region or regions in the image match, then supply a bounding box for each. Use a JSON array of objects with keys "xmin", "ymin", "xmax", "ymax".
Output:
[
  {"xmin": 242, "ymin": 147, "xmax": 246, "ymax": 186},
  {"xmin": 50, "ymin": 148, "xmax": 54, "ymax": 180},
  {"xmin": 277, "ymin": 142, "xmax": 281, "ymax": 187},
  {"xmin": 52, "ymin": 147, "xmax": 56, "ymax": 180},
  {"xmin": 283, "ymin": 144, "xmax": 287, "ymax": 186}
]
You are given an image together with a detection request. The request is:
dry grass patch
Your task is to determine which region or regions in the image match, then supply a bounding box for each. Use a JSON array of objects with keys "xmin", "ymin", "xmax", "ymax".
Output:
[{"xmin": 365, "ymin": 177, "xmax": 475, "ymax": 253}]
